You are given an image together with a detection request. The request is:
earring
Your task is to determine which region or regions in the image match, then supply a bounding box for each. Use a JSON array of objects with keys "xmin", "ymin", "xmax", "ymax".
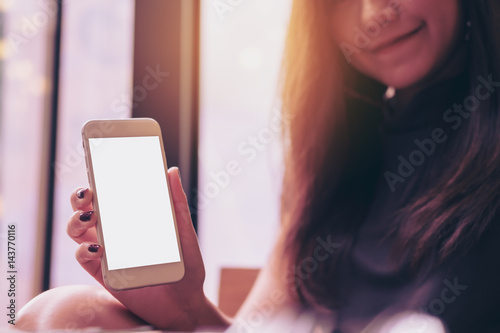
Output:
[{"xmin": 465, "ymin": 20, "xmax": 471, "ymax": 42}]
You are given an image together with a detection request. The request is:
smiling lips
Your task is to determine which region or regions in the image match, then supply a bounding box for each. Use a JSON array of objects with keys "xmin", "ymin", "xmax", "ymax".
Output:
[{"xmin": 367, "ymin": 23, "xmax": 426, "ymax": 54}]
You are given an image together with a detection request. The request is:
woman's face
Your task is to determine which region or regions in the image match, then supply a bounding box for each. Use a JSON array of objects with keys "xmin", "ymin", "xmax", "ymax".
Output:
[{"xmin": 328, "ymin": 0, "xmax": 463, "ymax": 89}]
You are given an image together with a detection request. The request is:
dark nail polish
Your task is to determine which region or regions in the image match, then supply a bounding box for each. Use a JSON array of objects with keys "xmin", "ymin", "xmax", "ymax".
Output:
[
  {"xmin": 88, "ymin": 244, "xmax": 100, "ymax": 253},
  {"xmin": 79, "ymin": 211, "xmax": 94, "ymax": 222},
  {"xmin": 77, "ymin": 188, "xmax": 88, "ymax": 199}
]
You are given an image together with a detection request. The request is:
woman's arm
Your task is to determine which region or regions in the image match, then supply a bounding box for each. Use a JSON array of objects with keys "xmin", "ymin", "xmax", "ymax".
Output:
[
  {"xmin": 230, "ymin": 235, "xmax": 298, "ymax": 331},
  {"xmin": 18, "ymin": 168, "xmax": 231, "ymax": 331}
]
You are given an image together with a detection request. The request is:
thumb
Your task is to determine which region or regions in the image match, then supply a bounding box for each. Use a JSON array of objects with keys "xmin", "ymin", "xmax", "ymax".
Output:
[
  {"xmin": 168, "ymin": 167, "xmax": 192, "ymax": 228},
  {"xmin": 167, "ymin": 167, "xmax": 204, "ymax": 271}
]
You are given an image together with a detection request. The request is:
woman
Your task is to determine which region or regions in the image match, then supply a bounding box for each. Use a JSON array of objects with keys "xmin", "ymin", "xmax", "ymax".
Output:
[{"xmin": 18, "ymin": 0, "xmax": 500, "ymax": 332}]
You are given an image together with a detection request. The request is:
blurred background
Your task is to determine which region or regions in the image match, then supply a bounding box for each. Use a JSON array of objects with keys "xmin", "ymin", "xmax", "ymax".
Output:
[{"xmin": 0, "ymin": 0, "xmax": 291, "ymax": 322}]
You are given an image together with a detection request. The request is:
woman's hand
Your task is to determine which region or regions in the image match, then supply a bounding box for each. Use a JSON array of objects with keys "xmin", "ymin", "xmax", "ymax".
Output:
[{"xmin": 67, "ymin": 167, "xmax": 229, "ymax": 330}]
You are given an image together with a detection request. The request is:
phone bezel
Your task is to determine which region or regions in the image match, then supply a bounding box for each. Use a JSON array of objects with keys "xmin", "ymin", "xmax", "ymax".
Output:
[{"xmin": 81, "ymin": 118, "xmax": 185, "ymax": 291}]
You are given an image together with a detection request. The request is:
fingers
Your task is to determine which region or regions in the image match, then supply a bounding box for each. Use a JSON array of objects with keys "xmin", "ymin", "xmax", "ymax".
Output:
[
  {"xmin": 75, "ymin": 242, "xmax": 105, "ymax": 286},
  {"xmin": 71, "ymin": 187, "xmax": 94, "ymax": 212},
  {"xmin": 67, "ymin": 210, "xmax": 98, "ymax": 244}
]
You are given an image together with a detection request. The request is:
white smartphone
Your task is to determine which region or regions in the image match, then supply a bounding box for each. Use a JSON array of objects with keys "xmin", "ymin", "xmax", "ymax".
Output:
[{"xmin": 81, "ymin": 118, "xmax": 185, "ymax": 290}]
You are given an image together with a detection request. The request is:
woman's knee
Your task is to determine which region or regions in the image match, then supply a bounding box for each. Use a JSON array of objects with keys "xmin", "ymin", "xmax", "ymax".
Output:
[{"xmin": 17, "ymin": 285, "xmax": 147, "ymax": 331}]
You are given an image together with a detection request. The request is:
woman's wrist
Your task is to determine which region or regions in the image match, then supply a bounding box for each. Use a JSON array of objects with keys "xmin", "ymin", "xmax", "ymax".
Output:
[
  {"xmin": 192, "ymin": 295, "xmax": 232, "ymax": 330},
  {"xmin": 165, "ymin": 293, "xmax": 232, "ymax": 331}
]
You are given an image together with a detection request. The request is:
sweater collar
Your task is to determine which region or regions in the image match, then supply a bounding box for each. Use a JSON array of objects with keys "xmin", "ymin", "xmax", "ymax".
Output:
[{"xmin": 380, "ymin": 70, "xmax": 469, "ymax": 134}]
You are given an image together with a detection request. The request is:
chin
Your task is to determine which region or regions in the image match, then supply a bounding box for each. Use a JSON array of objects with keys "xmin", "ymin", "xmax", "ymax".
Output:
[
  {"xmin": 379, "ymin": 70, "xmax": 432, "ymax": 89},
  {"xmin": 354, "ymin": 58, "xmax": 437, "ymax": 90}
]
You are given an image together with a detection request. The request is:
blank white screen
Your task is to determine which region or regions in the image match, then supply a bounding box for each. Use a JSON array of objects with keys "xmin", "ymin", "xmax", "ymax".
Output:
[{"xmin": 89, "ymin": 136, "xmax": 181, "ymax": 270}]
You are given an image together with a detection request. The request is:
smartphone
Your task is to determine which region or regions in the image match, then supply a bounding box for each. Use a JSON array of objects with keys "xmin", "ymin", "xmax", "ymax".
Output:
[{"xmin": 81, "ymin": 118, "xmax": 185, "ymax": 291}]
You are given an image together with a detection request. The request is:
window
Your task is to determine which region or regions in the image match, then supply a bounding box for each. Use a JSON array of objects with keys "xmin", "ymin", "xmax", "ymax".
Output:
[
  {"xmin": 50, "ymin": 0, "xmax": 135, "ymax": 288},
  {"xmin": 198, "ymin": 0, "xmax": 291, "ymax": 302},
  {"xmin": 0, "ymin": 0, "xmax": 292, "ymax": 312},
  {"xmin": 0, "ymin": 0, "xmax": 58, "ymax": 309}
]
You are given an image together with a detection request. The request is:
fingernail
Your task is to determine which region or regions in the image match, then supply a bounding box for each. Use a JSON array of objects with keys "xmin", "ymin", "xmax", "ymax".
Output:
[
  {"xmin": 77, "ymin": 188, "xmax": 88, "ymax": 199},
  {"xmin": 88, "ymin": 244, "xmax": 100, "ymax": 253},
  {"xmin": 79, "ymin": 211, "xmax": 94, "ymax": 222},
  {"xmin": 177, "ymin": 168, "xmax": 182, "ymax": 181}
]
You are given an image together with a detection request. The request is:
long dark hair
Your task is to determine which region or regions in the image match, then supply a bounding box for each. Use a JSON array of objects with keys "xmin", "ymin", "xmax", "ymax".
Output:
[{"xmin": 279, "ymin": 0, "xmax": 500, "ymax": 309}]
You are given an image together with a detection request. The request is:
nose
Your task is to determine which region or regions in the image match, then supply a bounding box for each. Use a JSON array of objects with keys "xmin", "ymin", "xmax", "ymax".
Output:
[{"xmin": 360, "ymin": 0, "xmax": 398, "ymax": 27}]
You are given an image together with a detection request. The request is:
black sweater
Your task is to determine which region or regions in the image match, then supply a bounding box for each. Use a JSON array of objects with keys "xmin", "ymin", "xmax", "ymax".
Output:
[{"xmin": 334, "ymin": 72, "xmax": 500, "ymax": 333}]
